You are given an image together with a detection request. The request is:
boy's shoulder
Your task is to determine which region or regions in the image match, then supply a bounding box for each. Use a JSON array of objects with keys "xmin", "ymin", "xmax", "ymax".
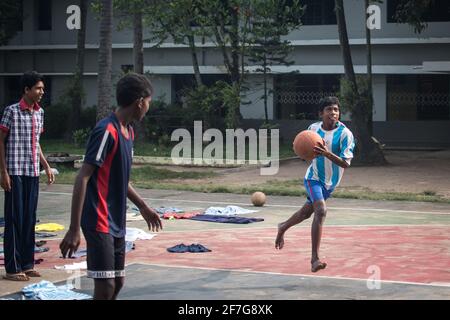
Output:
[{"xmin": 3, "ymin": 103, "xmax": 19, "ymax": 113}]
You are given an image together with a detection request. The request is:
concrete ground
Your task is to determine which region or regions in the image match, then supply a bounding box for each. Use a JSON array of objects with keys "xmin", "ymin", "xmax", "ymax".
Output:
[{"xmin": 1, "ymin": 185, "xmax": 449, "ymax": 300}]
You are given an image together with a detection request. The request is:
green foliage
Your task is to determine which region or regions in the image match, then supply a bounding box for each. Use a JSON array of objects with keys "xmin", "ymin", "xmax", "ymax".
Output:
[
  {"xmin": 338, "ymin": 75, "xmax": 372, "ymax": 117},
  {"xmin": 72, "ymin": 128, "xmax": 91, "ymax": 148},
  {"xmin": 0, "ymin": 0, "xmax": 22, "ymax": 45},
  {"xmin": 43, "ymin": 103, "xmax": 71, "ymax": 139},
  {"xmin": 393, "ymin": 0, "xmax": 432, "ymax": 33}
]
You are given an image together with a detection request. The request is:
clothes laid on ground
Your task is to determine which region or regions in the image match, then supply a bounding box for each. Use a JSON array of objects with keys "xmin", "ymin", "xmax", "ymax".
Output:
[
  {"xmin": 35, "ymin": 232, "xmax": 58, "ymax": 238},
  {"xmin": 34, "ymin": 246, "xmax": 49, "ymax": 253},
  {"xmin": 0, "ymin": 217, "xmax": 4, "ymax": 227},
  {"xmin": 203, "ymin": 206, "xmax": 258, "ymax": 216},
  {"xmin": 35, "ymin": 223, "xmax": 65, "ymax": 232},
  {"xmin": 163, "ymin": 211, "xmax": 202, "ymax": 220},
  {"xmin": 54, "ymin": 261, "xmax": 87, "ymax": 271},
  {"xmin": 35, "ymin": 240, "xmax": 47, "ymax": 247},
  {"xmin": 167, "ymin": 243, "xmax": 211, "ymax": 253},
  {"xmin": 125, "ymin": 227, "xmax": 156, "ymax": 242},
  {"xmin": 155, "ymin": 207, "xmax": 184, "ymax": 215},
  {"xmin": 190, "ymin": 215, "xmax": 264, "ymax": 224},
  {"xmin": 0, "ymin": 232, "xmax": 3, "ymax": 238},
  {"xmin": 21, "ymin": 280, "xmax": 92, "ymax": 300},
  {"xmin": 126, "ymin": 212, "xmax": 144, "ymax": 221}
]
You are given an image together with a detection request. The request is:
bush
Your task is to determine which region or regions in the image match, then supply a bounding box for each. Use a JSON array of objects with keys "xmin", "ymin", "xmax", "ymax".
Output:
[
  {"xmin": 72, "ymin": 128, "xmax": 91, "ymax": 148},
  {"xmin": 43, "ymin": 103, "xmax": 71, "ymax": 138}
]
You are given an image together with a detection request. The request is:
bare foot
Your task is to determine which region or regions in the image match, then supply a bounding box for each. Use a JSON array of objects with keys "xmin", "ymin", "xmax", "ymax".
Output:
[
  {"xmin": 311, "ymin": 260, "xmax": 327, "ymax": 272},
  {"xmin": 275, "ymin": 223, "xmax": 286, "ymax": 250}
]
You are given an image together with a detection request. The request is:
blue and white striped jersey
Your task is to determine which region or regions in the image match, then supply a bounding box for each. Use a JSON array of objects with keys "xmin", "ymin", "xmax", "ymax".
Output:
[{"xmin": 304, "ymin": 121, "xmax": 355, "ymax": 191}]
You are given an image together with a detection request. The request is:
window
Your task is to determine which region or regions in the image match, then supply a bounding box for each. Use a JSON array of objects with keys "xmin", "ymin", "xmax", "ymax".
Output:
[
  {"xmin": 300, "ymin": 0, "xmax": 336, "ymax": 25},
  {"xmin": 388, "ymin": 0, "xmax": 450, "ymax": 23},
  {"xmin": 274, "ymin": 74, "xmax": 340, "ymax": 120},
  {"xmin": 37, "ymin": 0, "xmax": 52, "ymax": 31},
  {"xmin": 387, "ymin": 75, "xmax": 450, "ymax": 121}
]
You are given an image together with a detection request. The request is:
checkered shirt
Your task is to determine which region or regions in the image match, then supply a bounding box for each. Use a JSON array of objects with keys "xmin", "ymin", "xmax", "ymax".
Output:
[{"xmin": 0, "ymin": 99, "xmax": 45, "ymax": 177}]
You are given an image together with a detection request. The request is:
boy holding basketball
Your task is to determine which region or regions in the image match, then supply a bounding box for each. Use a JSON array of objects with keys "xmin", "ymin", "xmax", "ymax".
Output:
[
  {"xmin": 59, "ymin": 73, "xmax": 162, "ymax": 299},
  {"xmin": 275, "ymin": 96, "xmax": 355, "ymax": 272}
]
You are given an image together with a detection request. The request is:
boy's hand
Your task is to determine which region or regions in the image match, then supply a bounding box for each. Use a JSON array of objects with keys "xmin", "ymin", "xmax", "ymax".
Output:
[
  {"xmin": 140, "ymin": 206, "xmax": 163, "ymax": 232},
  {"xmin": 313, "ymin": 140, "xmax": 330, "ymax": 157},
  {"xmin": 60, "ymin": 229, "xmax": 81, "ymax": 258},
  {"xmin": 45, "ymin": 167, "xmax": 55, "ymax": 185},
  {"xmin": 0, "ymin": 171, "xmax": 11, "ymax": 192}
]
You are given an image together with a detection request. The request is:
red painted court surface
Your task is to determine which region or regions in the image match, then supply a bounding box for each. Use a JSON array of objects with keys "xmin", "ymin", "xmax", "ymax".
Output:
[{"xmin": 35, "ymin": 225, "xmax": 450, "ymax": 285}]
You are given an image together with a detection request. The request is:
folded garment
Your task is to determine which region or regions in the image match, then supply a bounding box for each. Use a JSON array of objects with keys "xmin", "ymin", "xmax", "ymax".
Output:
[
  {"xmin": 55, "ymin": 261, "xmax": 87, "ymax": 271},
  {"xmin": 35, "ymin": 223, "xmax": 65, "ymax": 232},
  {"xmin": 204, "ymin": 206, "xmax": 258, "ymax": 216},
  {"xmin": 190, "ymin": 214, "xmax": 264, "ymax": 224},
  {"xmin": 22, "ymin": 280, "xmax": 92, "ymax": 300},
  {"xmin": 35, "ymin": 240, "xmax": 47, "ymax": 247},
  {"xmin": 167, "ymin": 243, "xmax": 211, "ymax": 253},
  {"xmin": 125, "ymin": 227, "xmax": 156, "ymax": 242},
  {"xmin": 126, "ymin": 212, "xmax": 144, "ymax": 221},
  {"xmin": 163, "ymin": 211, "xmax": 202, "ymax": 220},
  {"xmin": 35, "ymin": 232, "xmax": 58, "ymax": 238},
  {"xmin": 34, "ymin": 246, "xmax": 50, "ymax": 253},
  {"xmin": 155, "ymin": 207, "xmax": 184, "ymax": 215}
]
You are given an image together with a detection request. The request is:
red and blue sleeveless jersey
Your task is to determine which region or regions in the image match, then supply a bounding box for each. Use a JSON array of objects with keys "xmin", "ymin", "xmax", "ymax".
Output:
[{"xmin": 81, "ymin": 113, "xmax": 134, "ymax": 237}]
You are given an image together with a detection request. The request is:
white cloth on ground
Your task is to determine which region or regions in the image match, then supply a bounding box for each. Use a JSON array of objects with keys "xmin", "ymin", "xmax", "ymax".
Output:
[
  {"xmin": 54, "ymin": 261, "xmax": 87, "ymax": 271},
  {"xmin": 203, "ymin": 205, "xmax": 258, "ymax": 216},
  {"xmin": 125, "ymin": 227, "xmax": 156, "ymax": 242}
]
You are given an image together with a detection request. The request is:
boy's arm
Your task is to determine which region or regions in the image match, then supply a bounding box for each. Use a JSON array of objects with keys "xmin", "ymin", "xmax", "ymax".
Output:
[
  {"xmin": 314, "ymin": 142, "xmax": 350, "ymax": 168},
  {"xmin": 127, "ymin": 183, "xmax": 162, "ymax": 232},
  {"xmin": 59, "ymin": 163, "xmax": 96, "ymax": 258},
  {"xmin": 39, "ymin": 144, "xmax": 55, "ymax": 184},
  {"xmin": 0, "ymin": 131, "xmax": 11, "ymax": 191}
]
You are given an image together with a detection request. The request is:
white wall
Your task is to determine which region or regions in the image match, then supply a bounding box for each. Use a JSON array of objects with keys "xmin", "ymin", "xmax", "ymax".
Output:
[{"xmin": 241, "ymin": 75, "xmax": 274, "ymax": 120}]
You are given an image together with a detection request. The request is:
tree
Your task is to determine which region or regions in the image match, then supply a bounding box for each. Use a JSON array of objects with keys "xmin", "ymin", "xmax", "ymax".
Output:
[
  {"xmin": 335, "ymin": 0, "xmax": 387, "ymax": 165},
  {"xmin": 97, "ymin": 0, "xmax": 113, "ymax": 121},
  {"xmin": 0, "ymin": 0, "xmax": 22, "ymax": 45},
  {"xmin": 145, "ymin": 0, "xmax": 207, "ymax": 87},
  {"xmin": 247, "ymin": 0, "xmax": 303, "ymax": 123},
  {"xmin": 69, "ymin": 0, "xmax": 88, "ymax": 135}
]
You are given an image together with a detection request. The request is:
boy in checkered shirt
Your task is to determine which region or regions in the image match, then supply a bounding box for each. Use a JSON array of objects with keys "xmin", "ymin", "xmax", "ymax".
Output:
[{"xmin": 0, "ymin": 71, "xmax": 55, "ymax": 281}]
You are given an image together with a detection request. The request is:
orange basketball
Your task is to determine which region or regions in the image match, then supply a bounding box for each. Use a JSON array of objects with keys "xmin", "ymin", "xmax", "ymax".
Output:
[{"xmin": 293, "ymin": 130, "xmax": 323, "ymax": 161}]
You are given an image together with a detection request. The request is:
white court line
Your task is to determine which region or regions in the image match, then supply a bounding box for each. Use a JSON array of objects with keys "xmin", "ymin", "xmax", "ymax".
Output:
[
  {"xmin": 128, "ymin": 262, "xmax": 450, "ymax": 288},
  {"xmin": 41, "ymin": 191, "xmax": 450, "ymax": 215}
]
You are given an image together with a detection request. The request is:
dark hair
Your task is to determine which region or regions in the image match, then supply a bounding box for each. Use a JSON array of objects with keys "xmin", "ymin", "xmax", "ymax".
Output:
[
  {"xmin": 21, "ymin": 71, "xmax": 44, "ymax": 94},
  {"xmin": 116, "ymin": 73, "xmax": 153, "ymax": 107},
  {"xmin": 318, "ymin": 96, "xmax": 340, "ymax": 112}
]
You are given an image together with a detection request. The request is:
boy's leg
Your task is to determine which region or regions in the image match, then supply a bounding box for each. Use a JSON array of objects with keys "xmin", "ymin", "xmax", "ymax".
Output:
[
  {"xmin": 22, "ymin": 177, "xmax": 39, "ymax": 274},
  {"xmin": 275, "ymin": 202, "xmax": 314, "ymax": 250},
  {"xmin": 4, "ymin": 176, "xmax": 26, "ymax": 276},
  {"xmin": 94, "ymin": 279, "xmax": 116, "ymax": 300},
  {"xmin": 311, "ymin": 200, "xmax": 327, "ymax": 272},
  {"xmin": 111, "ymin": 236, "xmax": 126, "ymax": 300},
  {"xmin": 84, "ymin": 230, "xmax": 118, "ymax": 300}
]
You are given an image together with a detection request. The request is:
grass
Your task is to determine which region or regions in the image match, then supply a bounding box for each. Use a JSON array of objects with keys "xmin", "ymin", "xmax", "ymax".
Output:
[
  {"xmin": 40, "ymin": 139, "xmax": 296, "ymax": 159},
  {"xmin": 44, "ymin": 166, "xmax": 216, "ymax": 185},
  {"xmin": 45, "ymin": 169, "xmax": 450, "ymax": 204}
]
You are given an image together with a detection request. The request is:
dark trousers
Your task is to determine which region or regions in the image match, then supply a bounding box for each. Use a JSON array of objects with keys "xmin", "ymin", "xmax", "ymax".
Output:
[{"xmin": 4, "ymin": 175, "xmax": 39, "ymax": 274}]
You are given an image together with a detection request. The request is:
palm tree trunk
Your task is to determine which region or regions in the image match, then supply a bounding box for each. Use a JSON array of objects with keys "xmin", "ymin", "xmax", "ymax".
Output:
[
  {"xmin": 187, "ymin": 34, "xmax": 203, "ymax": 87},
  {"xmin": 132, "ymin": 9, "xmax": 147, "ymax": 142},
  {"xmin": 335, "ymin": 0, "xmax": 386, "ymax": 165},
  {"xmin": 71, "ymin": 0, "xmax": 87, "ymax": 133},
  {"xmin": 365, "ymin": 0, "xmax": 373, "ymax": 136},
  {"xmin": 97, "ymin": 0, "xmax": 113, "ymax": 121},
  {"xmin": 133, "ymin": 10, "xmax": 144, "ymax": 74}
]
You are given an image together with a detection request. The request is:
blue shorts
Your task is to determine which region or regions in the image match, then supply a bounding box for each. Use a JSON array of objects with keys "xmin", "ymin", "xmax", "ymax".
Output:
[{"xmin": 304, "ymin": 179, "xmax": 334, "ymax": 204}]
